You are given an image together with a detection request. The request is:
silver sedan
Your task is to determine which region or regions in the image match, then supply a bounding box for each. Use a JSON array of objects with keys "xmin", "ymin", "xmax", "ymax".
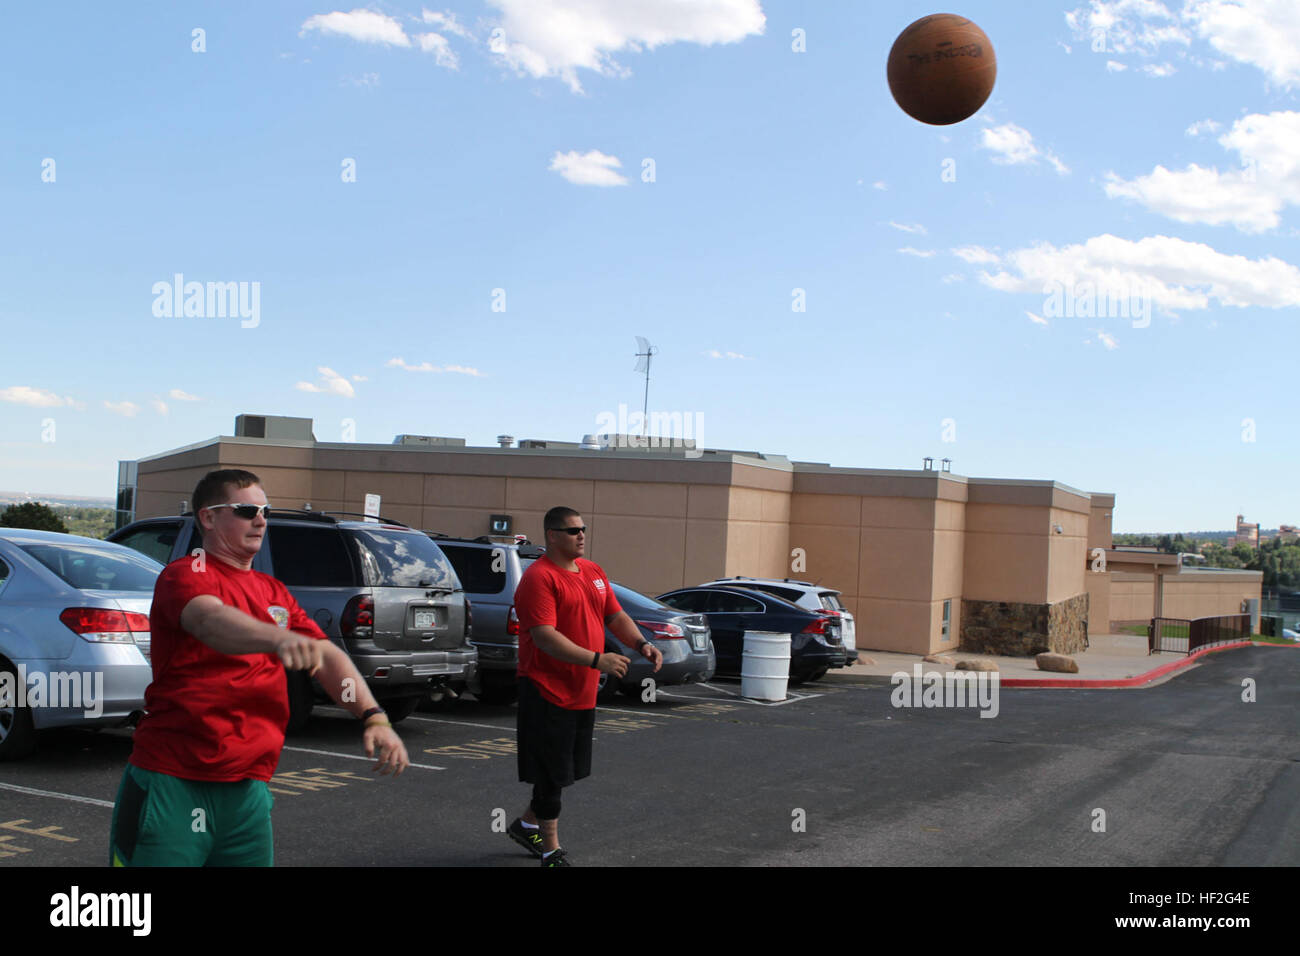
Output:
[{"xmin": 0, "ymin": 528, "xmax": 161, "ymax": 760}]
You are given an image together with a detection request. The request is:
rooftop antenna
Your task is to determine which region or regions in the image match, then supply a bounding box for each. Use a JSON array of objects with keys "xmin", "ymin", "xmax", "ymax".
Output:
[{"xmin": 633, "ymin": 336, "xmax": 657, "ymax": 438}]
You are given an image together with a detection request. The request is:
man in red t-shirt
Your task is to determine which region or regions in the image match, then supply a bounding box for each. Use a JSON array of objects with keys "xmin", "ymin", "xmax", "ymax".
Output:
[
  {"xmin": 108, "ymin": 469, "xmax": 409, "ymax": 866},
  {"xmin": 505, "ymin": 506, "xmax": 662, "ymax": 866}
]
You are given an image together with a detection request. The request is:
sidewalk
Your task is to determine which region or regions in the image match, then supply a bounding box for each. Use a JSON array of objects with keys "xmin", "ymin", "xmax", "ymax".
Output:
[{"xmin": 821, "ymin": 633, "xmax": 1288, "ymax": 689}]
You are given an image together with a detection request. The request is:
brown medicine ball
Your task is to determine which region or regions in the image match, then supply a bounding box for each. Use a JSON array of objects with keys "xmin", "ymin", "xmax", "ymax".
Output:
[{"xmin": 887, "ymin": 14, "xmax": 997, "ymax": 126}]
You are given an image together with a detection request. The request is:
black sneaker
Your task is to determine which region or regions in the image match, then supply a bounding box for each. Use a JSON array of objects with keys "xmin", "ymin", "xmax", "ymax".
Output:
[
  {"xmin": 507, "ymin": 818, "xmax": 544, "ymax": 858},
  {"xmin": 540, "ymin": 847, "xmax": 571, "ymax": 867}
]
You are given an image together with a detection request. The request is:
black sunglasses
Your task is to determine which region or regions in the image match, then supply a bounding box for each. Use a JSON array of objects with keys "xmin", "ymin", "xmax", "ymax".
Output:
[
  {"xmin": 206, "ymin": 503, "xmax": 272, "ymax": 520},
  {"xmin": 546, "ymin": 525, "xmax": 587, "ymax": 536}
]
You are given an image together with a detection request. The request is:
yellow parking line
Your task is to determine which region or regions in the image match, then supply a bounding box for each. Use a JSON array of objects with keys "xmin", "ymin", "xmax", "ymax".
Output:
[{"xmin": 282, "ymin": 745, "xmax": 445, "ymax": 771}]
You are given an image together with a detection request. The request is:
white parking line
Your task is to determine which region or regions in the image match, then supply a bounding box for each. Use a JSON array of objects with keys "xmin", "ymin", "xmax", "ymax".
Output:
[
  {"xmin": 596, "ymin": 706, "xmax": 693, "ymax": 720},
  {"xmin": 282, "ymin": 745, "xmax": 445, "ymax": 771},
  {"xmin": 399, "ymin": 715, "xmax": 516, "ymax": 732},
  {"xmin": 0, "ymin": 781, "xmax": 114, "ymax": 809},
  {"xmin": 315, "ymin": 706, "xmax": 513, "ymax": 734},
  {"xmin": 668, "ymin": 683, "xmax": 824, "ymax": 707}
]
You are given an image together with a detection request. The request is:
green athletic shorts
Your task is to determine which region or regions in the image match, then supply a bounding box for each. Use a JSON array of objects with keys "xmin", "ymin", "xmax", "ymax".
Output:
[{"xmin": 109, "ymin": 764, "xmax": 275, "ymax": 867}]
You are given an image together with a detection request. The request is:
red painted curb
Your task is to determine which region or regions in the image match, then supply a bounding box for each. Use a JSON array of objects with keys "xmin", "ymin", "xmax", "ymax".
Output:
[{"xmin": 1000, "ymin": 640, "xmax": 1284, "ymax": 688}]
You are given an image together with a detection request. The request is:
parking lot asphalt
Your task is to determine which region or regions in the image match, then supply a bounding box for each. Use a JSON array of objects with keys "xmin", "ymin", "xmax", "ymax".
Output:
[{"xmin": 0, "ymin": 644, "xmax": 1295, "ymax": 867}]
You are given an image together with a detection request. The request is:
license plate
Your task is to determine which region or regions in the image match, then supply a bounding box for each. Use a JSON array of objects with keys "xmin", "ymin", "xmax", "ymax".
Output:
[{"xmin": 413, "ymin": 609, "xmax": 437, "ymax": 630}]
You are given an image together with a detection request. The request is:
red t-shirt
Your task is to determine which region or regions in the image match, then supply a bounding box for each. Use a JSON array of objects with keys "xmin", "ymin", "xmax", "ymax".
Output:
[
  {"xmin": 129, "ymin": 556, "xmax": 327, "ymax": 782},
  {"xmin": 515, "ymin": 554, "xmax": 622, "ymax": 710}
]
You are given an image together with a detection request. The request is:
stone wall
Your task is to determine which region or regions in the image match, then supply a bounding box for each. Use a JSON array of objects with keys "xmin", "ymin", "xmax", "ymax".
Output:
[{"xmin": 961, "ymin": 592, "xmax": 1089, "ymax": 655}]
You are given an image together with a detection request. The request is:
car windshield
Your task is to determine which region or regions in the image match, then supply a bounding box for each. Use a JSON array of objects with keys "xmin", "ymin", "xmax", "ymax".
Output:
[
  {"xmin": 348, "ymin": 529, "xmax": 458, "ymax": 589},
  {"xmin": 19, "ymin": 541, "xmax": 162, "ymax": 592}
]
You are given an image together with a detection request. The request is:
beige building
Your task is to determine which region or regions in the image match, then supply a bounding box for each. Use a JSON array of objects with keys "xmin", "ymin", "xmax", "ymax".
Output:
[{"xmin": 119, "ymin": 417, "xmax": 1261, "ymax": 656}]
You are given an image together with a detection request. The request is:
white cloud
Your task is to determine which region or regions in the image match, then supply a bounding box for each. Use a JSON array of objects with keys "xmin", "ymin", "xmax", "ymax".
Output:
[
  {"xmin": 1068, "ymin": 0, "xmax": 1300, "ymax": 88},
  {"xmin": 486, "ymin": 0, "xmax": 765, "ymax": 93},
  {"xmin": 952, "ymin": 245, "xmax": 1001, "ymax": 265},
  {"xmin": 352, "ymin": 374, "xmax": 368, "ymax": 382},
  {"xmin": 416, "ymin": 32, "xmax": 458, "ymax": 68},
  {"xmin": 387, "ymin": 358, "xmax": 483, "ymax": 376},
  {"xmin": 169, "ymin": 388, "xmax": 200, "ymax": 401},
  {"xmin": 344, "ymin": 72, "xmax": 381, "ymax": 87},
  {"xmin": 705, "ymin": 349, "xmax": 751, "ymax": 359},
  {"xmin": 897, "ymin": 247, "xmax": 936, "ymax": 258},
  {"xmin": 1141, "ymin": 61, "xmax": 1176, "ymax": 76},
  {"xmin": 888, "ymin": 221, "xmax": 927, "ymax": 235},
  {"xmin": 1105, "ymin": 110, "xmax": 1300, "ymax": 232},
  {"xmin": 421, "ymin": 9, "xmax": 472, "ymax": 39},
  {"xmin": 978, "ymin": 233, "xmax": 1300, "ymax": 312},
  {"xmin": 301, "ymin": 9, "xmax": 411, "ymax": 47},
  {"xmin": 873, "ymin": 181, "xmax": 888, "ymax": 191},
  {"xmin": 104, "ymin": 401, "xmax": 140, "ymax": 417},
  {"xmin": 1106, "ymin": 59, "xmax": 1128, "ymax": 71},
  {"xmin": 1186, "ymin": 118, "xmax": 1221, "ymax": 136},
  {"xmin": 1064, "ymin": 1, "xmax": 1189, "ymax": 56},
  {"xmin": 980, "ymin": 123, "xmax": 1070, "ymax": 174},
  {"xmin": 296, "ymin": 367, "xmax": 356, "ymax": 397},
  {"xmin": 151, "ymin": 399, "xmax": 168, "ymax": 416},
  {"xmin": 1185, "ymin": 0, "xmax": 1300, "ymax": 88},
  {"xmin": 0, "ymin": 386, "xmax": 79, "ymax": 408},
  {"xmin": 549, "ymin": 149, "xmax": 628, "ymax": 186},
  {"xmin": 1096, "ymin": 330, "xmax": 1120, "ymax": 349},
  {"xmin": 941, "ymin": 274, "xmax": 966, "ymax": 283},
  {"xmin": 301, "ymin": 9, "xmax": 462, "ymax": 70},
  {"xmin": 1027, "ymin": 311, "xmax": 1049, "ymax": 326}
]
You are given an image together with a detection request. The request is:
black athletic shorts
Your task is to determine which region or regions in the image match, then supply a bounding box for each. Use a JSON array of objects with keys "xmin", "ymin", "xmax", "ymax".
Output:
[{"xmin": 516, "ymin": 676, "xmax": 595, "ymax": 788}]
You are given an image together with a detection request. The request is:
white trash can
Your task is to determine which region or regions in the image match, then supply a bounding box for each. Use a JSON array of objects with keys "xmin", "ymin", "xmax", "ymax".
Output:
[{"xmin": 741, "ymin": 631, "xmax": 791, "ymax": 701}]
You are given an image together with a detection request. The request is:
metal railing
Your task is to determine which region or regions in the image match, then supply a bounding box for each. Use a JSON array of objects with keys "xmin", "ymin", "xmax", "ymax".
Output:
[{"xmin": 1149, "ymin": 614, "xmax": 1252, "ymax": 654}]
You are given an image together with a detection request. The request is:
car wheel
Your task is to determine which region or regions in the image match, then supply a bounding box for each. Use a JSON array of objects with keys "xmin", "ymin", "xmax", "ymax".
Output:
[
  {"xmin": 807, "ymin": 667, "xmax": 828, "ymax": 682},
  {"xmin": 383, "ymin": 695, "xmax": 422, "ymax": 724},
  {"xmin": 285, "ymin": 671, "xmax": 314, "ymax": 733},
  {"xmin": 0, "ymin": 659, "xmax": 36, "ymax": 760}
]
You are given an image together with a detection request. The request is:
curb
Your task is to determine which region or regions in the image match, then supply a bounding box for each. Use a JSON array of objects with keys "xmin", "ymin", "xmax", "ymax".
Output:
[{"xmin": 823, "ymin": 640, "xmax": 1291, "ymax": 690}]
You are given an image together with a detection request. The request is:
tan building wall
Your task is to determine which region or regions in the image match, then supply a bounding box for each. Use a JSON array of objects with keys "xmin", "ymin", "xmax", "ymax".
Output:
[
  {"xmin": 1109, "ymin": 570, "xmax": 1261, "ymax": 624},
  {"xmin": 127, "ymin": 433, "xmax": 1116, "ymax": 655}
]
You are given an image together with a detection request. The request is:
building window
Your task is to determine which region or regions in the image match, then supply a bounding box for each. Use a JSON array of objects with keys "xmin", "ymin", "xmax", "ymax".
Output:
[{"xmin": 941, "ymin": 599, "xmax": 951, "ymax": 642}]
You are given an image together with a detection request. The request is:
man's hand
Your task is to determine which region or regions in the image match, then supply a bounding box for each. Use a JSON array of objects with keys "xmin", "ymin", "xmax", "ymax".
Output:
[
  {"xmin": 597, "ymin": 653, "xmax": 629, "ymax": 678},
  {"xmin": 363, "ymin": 723, "xmax": 409, "ymax": 776},
  {"xmin": 639, "ymin": 642, "xmax": 663, "ymax": 673},
  {"xmin": 275, "ymin": 634, "xmax": 325, "ymax": 674}
]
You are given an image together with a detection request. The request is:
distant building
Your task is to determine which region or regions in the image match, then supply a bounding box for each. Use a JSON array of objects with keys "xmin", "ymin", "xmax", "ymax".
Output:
[{"xmin": 1228, "ymin": 514, "xmax": 1260, "ymax": 549}]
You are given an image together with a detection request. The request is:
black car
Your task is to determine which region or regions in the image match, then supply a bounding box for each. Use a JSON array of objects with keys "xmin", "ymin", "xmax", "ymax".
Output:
[{"xmin": 655, "ymin": 585, "xmax": 846, "ymax": 683}]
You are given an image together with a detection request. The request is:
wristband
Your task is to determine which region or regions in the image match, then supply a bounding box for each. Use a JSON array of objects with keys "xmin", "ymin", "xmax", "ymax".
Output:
[
  {"xmin": 635, "ymin": 638, "xmax": 649, "ymax": 652},
  {"xmin": 360, "ymin": 706, "xmax": 386, "ymax": 722},
  {"xmin": 590, "ymin": 651, "xmax": 600, "ymax": 669}
]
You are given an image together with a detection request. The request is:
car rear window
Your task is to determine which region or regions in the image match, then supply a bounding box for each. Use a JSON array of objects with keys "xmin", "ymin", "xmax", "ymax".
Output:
[
  {"xmin": 19, "ymin": 542, "xmax": 162, "ymax": 592},
  {"xmin": 611, "ymin": 583, "xmax": 672, "ymax": 614},
  {"xmin": 349, "ymin": 529, "xmax": 458, "ymax": 589},
  {"xmin": 270, "ymin": 525, "xmax": 356, "ymax": 588},
  {"xmin": 438, "ymin": 544, "xmax": 506, "ymax": 594},
  {"xmin": 819, "ymin": 592, "xmax": 844, "ymax": 611},
  {"xmin": 745, "ymin": 584, "xmax": 803, "ymax": 603}
]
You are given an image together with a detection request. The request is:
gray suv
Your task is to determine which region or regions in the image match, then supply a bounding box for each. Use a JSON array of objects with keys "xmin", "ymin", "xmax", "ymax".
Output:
[
  {"xmin": 110, "ymin": 511, "xmax": 476, "ymax": 728},
  {"xmin": 429, "ymin": 536, "xmax": 540, "ymax": 704}
]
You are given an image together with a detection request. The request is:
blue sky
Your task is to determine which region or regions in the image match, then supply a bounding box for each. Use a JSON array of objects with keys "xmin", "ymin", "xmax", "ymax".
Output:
[{"xmin": 2, "ymin": 0, "xmax": 1298, "ymax": 532}]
